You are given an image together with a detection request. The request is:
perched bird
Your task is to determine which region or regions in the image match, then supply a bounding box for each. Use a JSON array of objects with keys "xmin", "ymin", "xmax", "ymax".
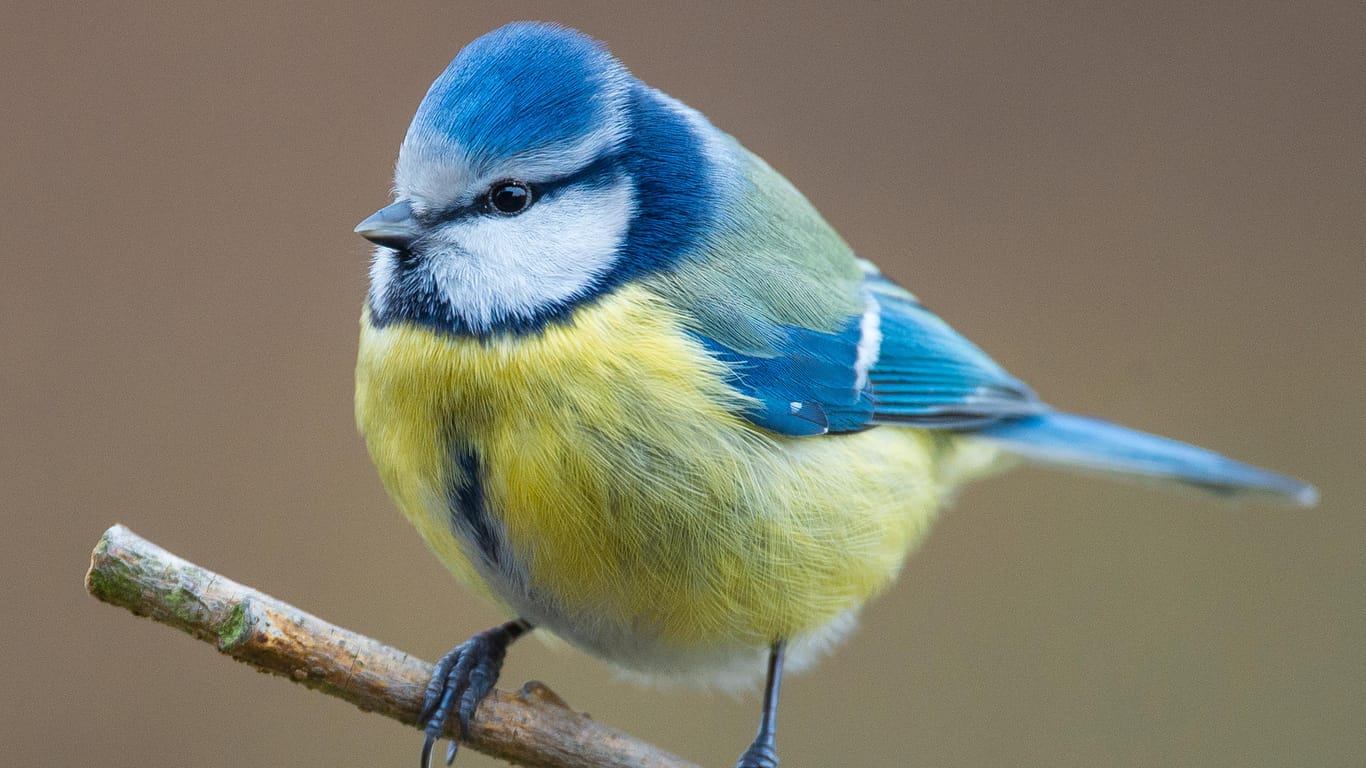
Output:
[{"xmin": 354, "ymin": 22, "xmax": 1316, "ymax": 768}]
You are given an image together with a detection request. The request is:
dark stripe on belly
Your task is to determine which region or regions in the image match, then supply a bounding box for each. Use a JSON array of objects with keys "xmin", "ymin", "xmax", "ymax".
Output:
[{"xmin": 447, "ymin": 447, "xmax": 501, "ymax": 567}]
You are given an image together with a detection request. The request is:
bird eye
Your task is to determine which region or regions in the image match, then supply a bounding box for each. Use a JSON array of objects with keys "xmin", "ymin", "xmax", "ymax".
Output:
[{"xmin": 486, "ymin": 180, "xmax": 533, "ymax": 215}]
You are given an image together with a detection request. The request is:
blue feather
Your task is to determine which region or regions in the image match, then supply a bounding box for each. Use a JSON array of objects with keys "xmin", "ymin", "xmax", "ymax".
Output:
[
  {"xmin": 697, "ymin": 270, "xmax": 1317, "ymax": 503},
  {"xmin": 974, "ymin": 412, "xmax": 1319, "ymax": 505},
  {"xmin": 408, "ymin": 23, "xmax": 620, "ymax": 167},
  {"xmin": 697, "ymin": 273, "xmax": 1042, "ymax": 436},
  {"xmin": 696, "ymin": 321, "xmax": 873, "ymax": 435},
  {"xmin": 407, "ymin": 23, "xmax": 717, "ymax": 279},
  {"xmin": 865, "ymin": 278, "xmax": 1044, "ymax": 428},
  {"xmin": 617, "ymin": 83, "xmax": 717, "ymax": 274}
]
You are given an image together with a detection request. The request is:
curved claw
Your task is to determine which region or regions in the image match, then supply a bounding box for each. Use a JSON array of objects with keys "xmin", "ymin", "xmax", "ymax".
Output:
[
  {"xmin": 420, "ymin": 732, "xmax": 437, "ymax": 768},
  {"xmin": 417, "ymin": 730, "xmax": 456, "ymax": 768}
]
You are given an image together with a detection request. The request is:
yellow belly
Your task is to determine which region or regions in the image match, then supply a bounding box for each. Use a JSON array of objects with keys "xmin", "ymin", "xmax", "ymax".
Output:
[{"xmin": 356, "ymin": 284, "xmax": 975, "ymax": 680}]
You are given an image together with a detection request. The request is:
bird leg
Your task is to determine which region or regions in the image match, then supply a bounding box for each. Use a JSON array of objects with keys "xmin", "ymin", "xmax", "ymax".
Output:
[{"xmin": 735, "ymin": 641, "xmax": 786, "ymax": 768}]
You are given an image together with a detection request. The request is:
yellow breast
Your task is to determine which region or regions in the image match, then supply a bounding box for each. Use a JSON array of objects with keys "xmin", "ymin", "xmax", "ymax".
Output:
[{"xmin": 356, "ymin": 284, "xmax": 963, "ymax": 674}]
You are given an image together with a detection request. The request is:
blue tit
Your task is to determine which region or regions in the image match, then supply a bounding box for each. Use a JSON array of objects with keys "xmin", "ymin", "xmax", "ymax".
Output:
[{"xmin": 353, "ymin": 22, "xmax": 1317, "ymax": 768}]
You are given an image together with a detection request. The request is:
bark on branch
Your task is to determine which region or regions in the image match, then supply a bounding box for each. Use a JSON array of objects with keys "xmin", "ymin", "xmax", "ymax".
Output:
[{"xmin": 85, "ymin": 524, "xmax": 698, "ymax": 768}]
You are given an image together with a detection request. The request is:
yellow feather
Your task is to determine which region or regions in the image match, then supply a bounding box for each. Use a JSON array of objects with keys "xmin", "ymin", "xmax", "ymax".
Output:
[{"xmin": 355, "ymin": 284, "xmax": 999, "ymax": 680}]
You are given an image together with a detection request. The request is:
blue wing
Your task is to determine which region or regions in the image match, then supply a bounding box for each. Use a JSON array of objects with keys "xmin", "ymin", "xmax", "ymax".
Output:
[
  {"xmin": 655, "ymin": 136, "xmax": 1314, "ymax": 503},
  {"xmin": 693, "ymin": 270, "xmax": 1317, "ymax": 506},
  {"xmin": 697, "ymin": 271, "xmax": 1045, "ymax": 436}
]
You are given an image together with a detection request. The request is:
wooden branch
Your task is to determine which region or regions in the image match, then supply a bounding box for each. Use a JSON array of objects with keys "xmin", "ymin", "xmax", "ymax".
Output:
[{"xmin": 85, "ymin": 524, "xmax": 698, "ymax": 768}]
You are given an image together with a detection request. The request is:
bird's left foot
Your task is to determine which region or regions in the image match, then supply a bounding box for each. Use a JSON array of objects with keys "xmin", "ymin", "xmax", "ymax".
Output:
[
  {"xmin": 419, "ymin": 619, "xmax": 531, "ymax": 767},
  {"xmin": 735, "ymin": 740, "xmax": 780, "ymax": 768}
]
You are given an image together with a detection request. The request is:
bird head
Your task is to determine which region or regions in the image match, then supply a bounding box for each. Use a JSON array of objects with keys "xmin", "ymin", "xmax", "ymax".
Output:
[{"xmin": 358, "ymin": 22, "xmax": 726, "ymax": 337}]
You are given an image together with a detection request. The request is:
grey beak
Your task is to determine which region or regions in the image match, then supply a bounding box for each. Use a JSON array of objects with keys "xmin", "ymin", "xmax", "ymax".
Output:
[{"xmin": 355, "ymin": 200, "xmax": 420, "ymax": 249}]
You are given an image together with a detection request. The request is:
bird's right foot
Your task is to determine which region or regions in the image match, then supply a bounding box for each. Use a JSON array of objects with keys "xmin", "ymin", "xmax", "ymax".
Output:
[{"xmin": 418, "ymin": 618, "xmax": 532, "ymax": 767}]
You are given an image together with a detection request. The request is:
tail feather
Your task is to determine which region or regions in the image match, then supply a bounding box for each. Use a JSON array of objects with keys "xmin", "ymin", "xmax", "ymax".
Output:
[{"xmin": 973, "ymin": 412, "xmax": 1318, "ymax": 506}]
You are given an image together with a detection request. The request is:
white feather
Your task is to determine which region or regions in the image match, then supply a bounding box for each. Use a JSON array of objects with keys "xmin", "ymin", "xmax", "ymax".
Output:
[
  {"xmin": 853, "ymin": 291, "xmax": 882, "ymax": 392},
  {"xmin": 366, "ymin": 245, "xmax": 397, "ymax": 318}
]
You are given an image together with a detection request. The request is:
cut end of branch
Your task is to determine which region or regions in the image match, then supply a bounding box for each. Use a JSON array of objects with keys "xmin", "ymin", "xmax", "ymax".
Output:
[{"xmin": 85, "ymin": 524, "xmax": 134, "ymax": 606}]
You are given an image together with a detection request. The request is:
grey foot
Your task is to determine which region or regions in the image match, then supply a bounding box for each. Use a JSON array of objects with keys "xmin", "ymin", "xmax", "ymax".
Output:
[{"xmin": 418, "ymin": 619, "xmax": 530, "ymax": 767}]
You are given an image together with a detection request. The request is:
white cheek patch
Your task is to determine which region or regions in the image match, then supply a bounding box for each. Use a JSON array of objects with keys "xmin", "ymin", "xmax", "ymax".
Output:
[{"xmin": 426, "ymin": 175, "xmax": 636, "ymax": 328}]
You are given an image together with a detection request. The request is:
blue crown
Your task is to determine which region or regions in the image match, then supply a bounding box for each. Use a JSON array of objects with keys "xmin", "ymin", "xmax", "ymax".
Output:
[{"xmin": 406, "ymin": 23, "xmax": 627, "ymax": 167}]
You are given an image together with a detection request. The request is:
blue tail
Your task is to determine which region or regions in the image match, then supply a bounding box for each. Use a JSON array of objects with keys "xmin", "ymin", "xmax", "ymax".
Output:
[{"xmin": 973, "ymin": 412, "xmax": 1318, "ymax": 506}]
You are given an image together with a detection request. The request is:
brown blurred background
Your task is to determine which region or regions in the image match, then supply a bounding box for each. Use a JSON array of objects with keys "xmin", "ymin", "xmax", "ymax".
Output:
[{"xmin": 4, "ymin": 2, "xmax": 1362, "ymax": 766}]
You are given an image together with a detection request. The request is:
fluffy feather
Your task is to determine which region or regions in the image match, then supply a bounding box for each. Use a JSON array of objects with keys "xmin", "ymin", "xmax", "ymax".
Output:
[{"xmin": 357, "ymin": 286, "xmax": 967, "ymax": 684}]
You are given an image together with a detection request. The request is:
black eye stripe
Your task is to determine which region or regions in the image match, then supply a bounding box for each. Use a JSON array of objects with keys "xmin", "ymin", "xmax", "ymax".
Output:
[{"xmin": 427, "ymin": 153, "xmax": 622, "ymax": 223}]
